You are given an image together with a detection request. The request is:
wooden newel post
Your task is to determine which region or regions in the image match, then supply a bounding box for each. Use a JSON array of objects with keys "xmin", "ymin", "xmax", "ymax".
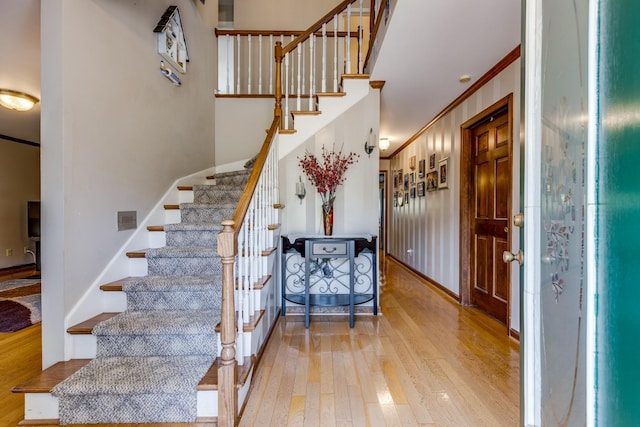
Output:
[
  {"xmin": 218, "ymin": 219, "xmax": 238, "ymax": 427},
  {"xmin": 274, "ymin": 41, "xmax": 283, "ymax": 130}
]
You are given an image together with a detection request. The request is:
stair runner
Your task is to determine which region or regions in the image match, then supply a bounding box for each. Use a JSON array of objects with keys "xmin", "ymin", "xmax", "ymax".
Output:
[{"xmin": 51, "ymin": 169, "xmax": 251, "ymax": 425}]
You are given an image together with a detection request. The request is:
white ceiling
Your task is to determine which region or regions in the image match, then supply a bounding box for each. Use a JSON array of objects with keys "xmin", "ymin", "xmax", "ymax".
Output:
[
  {"xmin": 370, "ymin": 0, "xmax": 521, "ymax": 155},
  {"xmin": 0, "ymin": 0, "xmax": 522, "ymax": 152},
  {"xmin": 0, "ymin": 0, "xmax": 41, "ymax": 144}
]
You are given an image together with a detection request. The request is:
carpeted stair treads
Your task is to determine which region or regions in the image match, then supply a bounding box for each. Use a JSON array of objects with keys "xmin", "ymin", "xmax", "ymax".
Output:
[{"xmin": 51, "ymin": 169, "xmax": 250, "ymax": 424}]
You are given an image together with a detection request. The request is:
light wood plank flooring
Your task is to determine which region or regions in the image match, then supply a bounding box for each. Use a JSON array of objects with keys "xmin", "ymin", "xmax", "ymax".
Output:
[{"xmin": 1, "ymin": 255, "xmax": 519, "ymax": 426}]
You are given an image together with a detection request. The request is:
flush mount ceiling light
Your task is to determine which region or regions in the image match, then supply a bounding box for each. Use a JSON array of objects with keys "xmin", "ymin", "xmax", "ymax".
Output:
[
  {"xmin": 458, "ymin": 74, "xmax": 472, "ymax": 83},
  {"xmin": 0, "ymin": 89, "xmax": 39, "ymax": 111},
  {"xmin": 379, "ymin": 137, "xmax": 390, "ymax": 151}
]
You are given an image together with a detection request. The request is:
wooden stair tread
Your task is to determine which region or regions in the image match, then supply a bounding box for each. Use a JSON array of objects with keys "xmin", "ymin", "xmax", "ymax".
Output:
[
  {"xmin": 262, "ymin": 247, "xmax": 277, "ymax": 257},
  {"xmin": 216, "ymin": 310, "xmax": 265, "ymax": 333},
  {"xmin": 236, "ymin": 275, "xmax": 271, "ymax": 291},
  {"xmin": 268, "ymin": 223, "xmax": 280, "ymax": 231},
  {"xmin": 342, "ymin": 73, "xmax": 370, "ymax": 80},
  {"xmin": 99, "ymin": 277, "xmax": 131, "ymax": 291},
  {"xmin": 316, "ymin": 92, "xmax": 346, "ymax": 97},
  {"xmin": 126, "ymin": 249, "xmax": 147, "ymax": 258},
  {"xmin": 291, "ymin": 110, "xmax": 322, "ymax": 116},
  {"xmin": 12, "ymin": 359, "xmax": 91, "ymax": 393},
  {"xmin": 67, "ymin": 313, "xmax": 119, "ymax": 334},
  {"xmin": 198, "ymin": 356, "xmax": 254, "ymax": 391},
  {"xmin": 164, "ymin": 204, "xmax": 180, "ymax": 210},
  {"xmin": 177, "ymin": 185, "xmax": 193, "ymax": 191},
  {"xmin": 147, "ymin": 225, "xmax": 164, "ymax": 232},
  {"xmin": 279, "ymin": 129, "xmax": 296, "ymax": 134},
  {"xmin": 273, "ymin": 203, "xmax": 285, "ymax": 209}
]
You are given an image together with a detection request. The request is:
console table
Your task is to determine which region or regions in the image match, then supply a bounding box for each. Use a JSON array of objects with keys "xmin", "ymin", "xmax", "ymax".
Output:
[{"xmin": 281, "ymin": 235, "xmax": 377, "ymax": 328}]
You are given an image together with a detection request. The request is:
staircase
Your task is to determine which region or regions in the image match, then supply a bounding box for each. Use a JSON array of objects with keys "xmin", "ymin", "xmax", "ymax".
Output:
[{"xmin": 13, "ymin": 169, "xmax": 273, "ymax": 424}]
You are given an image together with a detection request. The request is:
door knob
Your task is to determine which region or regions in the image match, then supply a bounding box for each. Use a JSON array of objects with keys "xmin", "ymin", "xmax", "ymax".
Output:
[
  {"xmin": 513, "ymin": 213, "xmax": 524, "ymax": 228},
  {"xmin": 503, "ymin": 249, "xmax": 523, "ymax": 265}
]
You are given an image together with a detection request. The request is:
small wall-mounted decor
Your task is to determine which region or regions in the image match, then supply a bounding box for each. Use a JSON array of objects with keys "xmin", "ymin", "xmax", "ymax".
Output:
[
  {"xmin": 438, "ymin": 157, "xmax": 449, "ymax": 189},
  {"xmin": 160, "ymin": 61, "xmax": 181, "ymax": 86},
  {"xmin": 410, "ymin": 186, "xmax": 416, "ymax": 199},
  {"xmin": 418, "ymin": 159, "xmax": 425, "ymax": 178},
  {"xmin": 404, "ymin": 191, "xmax": 410, "ymax": 206},
  {"xmin": 396, "ymin": 169, "xmax": 403, "ymax": 188},
  {"xmin": 429, "ymin": 153, "xmax": 436, "ymax": 170},
  {"xmin": 417, "ymin": 181, "xmax": 425, "ymax": 197},
  {"xmin": 154, "ymin": 6, "xmax": 189, "ymax": 74},
  {"xmin": 426, "ymin": 171, "xmax": 438, "ymax": 192},
  {"xmin": 409, "ymin": 155, "xmax": 417, "ymax": 170},
  {"xmin": 404, "ymin": 173, "xmax": 410, "ymax": 190}
]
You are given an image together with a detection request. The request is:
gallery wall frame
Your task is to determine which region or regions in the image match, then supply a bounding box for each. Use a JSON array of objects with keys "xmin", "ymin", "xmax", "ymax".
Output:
[{"xmin": 438, "ymin": 157, "xmax": 449, "ymax": 189}]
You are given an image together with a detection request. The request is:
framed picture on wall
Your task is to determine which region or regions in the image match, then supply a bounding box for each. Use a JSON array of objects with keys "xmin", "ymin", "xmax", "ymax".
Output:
[
  {"xmin": 438, "ymin": 157, "xmax": 449, "ymax": 189},
  {"xmin": 417, "ymin": 181, "xmax": 425, "ymax": 197},
  {"xmin": 410, "ymin": 186, "xmax": 416, "ymax": 198},
  {"xmin": 429, "ymin": 153, "xmax": 436, "ymax": 170},
  {"xmin": 404, "ymin": 173, "xmax": 410, "ymax": 190},
  {"xmin": 426, "ymin": 171, "xmax": 438, "ymax": 192},
  {"xmin": 418, "ymin": 159, "xmax": 425, "ymax": 178}
]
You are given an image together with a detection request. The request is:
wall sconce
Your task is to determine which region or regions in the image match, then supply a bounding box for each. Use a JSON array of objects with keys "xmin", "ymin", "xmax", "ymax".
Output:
[
  {"xmin": 379, "ymin": 137, "xmax": 390, "ymax": 151},
  {"xmin": 364, "ymin": 128, "xmax": 375, "ymax": 157},
  {"xmin": 0, "ymin": 89, "xmax": 39, "ymax": 112},
  {"xmin": 295, "ymin": 176, "xmax": 306, "ymax": 203}
]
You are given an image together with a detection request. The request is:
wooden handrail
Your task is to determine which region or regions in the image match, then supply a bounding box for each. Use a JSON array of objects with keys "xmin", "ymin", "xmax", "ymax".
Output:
[
  {"xmin": 363, "ymin": 0, "xmax": 386, "ymax": 71},
  {"xmin": 215, "ymin": 28, "xmax": 359, "ymax": 38},
  {"xmin": 231, "ymin": 116, "xmax": 281, "ymax": 237},
  {"xmin": 282, "ymin": 0, "xmax": 360, "ymax": 55},
  {"xmin": 217, "ymin": 115, "xmax": 280, "ymax": 426}
]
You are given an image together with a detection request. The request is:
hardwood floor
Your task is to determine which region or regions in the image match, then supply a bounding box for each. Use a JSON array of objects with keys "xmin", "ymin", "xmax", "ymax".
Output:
[
  {"xmin": 1, "ymin": 255, "xmax": 519, "ymax": 426},
  {"xmin": 240, "ymin": 255, "xmax": 520, "ymax": 426}
]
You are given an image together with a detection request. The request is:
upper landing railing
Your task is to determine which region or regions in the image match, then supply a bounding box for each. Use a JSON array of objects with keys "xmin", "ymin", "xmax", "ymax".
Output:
[{"xmin": 216, "ymin": 0, "xmax": 388, "ymax": 130}]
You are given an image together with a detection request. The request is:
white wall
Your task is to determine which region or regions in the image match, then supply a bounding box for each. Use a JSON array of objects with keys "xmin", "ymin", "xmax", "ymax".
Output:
[
  {"xmin": 235, "ymin": 0, "xmax": 342, "ymax": 30},
  {"xmin": 280, "ymin": 93, "xmax": 380, "ymax": 237},
  {"xmin": 214, "ymin": 97, "xmax": 273, "ymax": 165},
  {"xmin": 0, "ymin": 139, "xmax": 40, "ymax": 269},
  {"xmin": 387, "ymin": 59, "xmax": 521, "ymax": 332},
  {"xmin": 41, "ymin": 0, "xmax": 216, "ymax": 366}
]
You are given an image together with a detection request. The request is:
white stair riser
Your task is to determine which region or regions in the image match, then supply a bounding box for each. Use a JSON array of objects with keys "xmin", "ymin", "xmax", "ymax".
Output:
[
  {"xmin": 70, "ymin": 334, "xmax": 97, "ymax": 359},
  {"xmin": 148, "ymin": 231, "xmax": 166, "ymax": 248},
  {"xmin": 165, "ymin": 209, "xmax": 181, "ymax": 224},
  {"xmin": 24, "ymin": 393, "xmax": 58, "ymax": 420},
  {"xmin": 23, "ymin": 390, "xmax": 220, "ymax": 421},
  {"xmin": 102, "ymin": 291, "xmax": 127, "ymax": 312},
  {"xmin": 178, "ymin": 190, "xmax": 194, "ymax": 204},
  {"xmin": 128, "ymin": 258, "xmax": 148, "ymax": 277},
  {"xmin": 196, "ymin": 390, "xmax": 218, "ymax": 418}
]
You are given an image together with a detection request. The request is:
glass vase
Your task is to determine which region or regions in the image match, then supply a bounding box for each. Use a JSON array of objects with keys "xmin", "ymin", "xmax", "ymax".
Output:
[{"xmin": 322, "ymin": 201, "xmax": 334, "ymax": 235}]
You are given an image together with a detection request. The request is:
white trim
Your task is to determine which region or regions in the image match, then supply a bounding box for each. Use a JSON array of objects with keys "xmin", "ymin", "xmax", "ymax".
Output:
[
  {"xmin": 586, "ymin": 0, "xmax": 599, "ymax": 424},
  {"xmin": 523, "ymin": 0, "xmax": 543, "ymax": 424}
]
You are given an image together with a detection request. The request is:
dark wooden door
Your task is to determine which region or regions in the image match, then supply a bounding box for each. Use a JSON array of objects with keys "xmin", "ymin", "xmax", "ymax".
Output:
[{"xmin": 471, "ymin": 108, "xmax": 510, "ymax": 323}]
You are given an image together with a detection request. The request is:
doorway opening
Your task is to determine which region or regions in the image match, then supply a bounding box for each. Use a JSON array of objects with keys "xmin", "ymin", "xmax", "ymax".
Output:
[{"xmin": 460, "ymin": 94, "xmax": 514, "ymax": 327}]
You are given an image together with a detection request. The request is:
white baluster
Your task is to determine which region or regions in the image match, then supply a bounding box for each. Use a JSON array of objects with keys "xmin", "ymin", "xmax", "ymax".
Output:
[
  {"xmin": 269, "ymin": 34, "xmax": 274, "ymax": 94},
  {"xmin": 290, "ymin": 35, "xmax": 295, "ymax": 93},
  {"xmin": 258, "ymin": 34, "xmax": 263, "ymax": 94},
  {"xmin": 309, "ymin": 34, "xmax": 314, "ymax": 111},
  {"xmin": 284, "ymin": 52, "xmax": 290, "ymax": 129},
  {"xmin": 359, "ymin": 0, "xmax": 363, "ymax": 74},
  {"xmin": 322, "ymin": 24, "xmax": 327, "ymax": 93},
  {"xmin": 236, "ymin": 34, "xmax": 241, "ymax": 94},
  {"xmin": 297, "ymin": 42, "xmax": 302, "ymax": 111},
  {"xmin": 346, "ymin": 4, "xmax": 351, "ymax": 74},
  {"xmin": 247, "ymin": 34, "xmax": 252, "ymax": 93},
  {"xmin": 225, "ymin": 34, "xmax": 230, "ymax": 94},
  {"xmin": 334, "ymin": 16, "xmax": 339, "ymax": 91}
]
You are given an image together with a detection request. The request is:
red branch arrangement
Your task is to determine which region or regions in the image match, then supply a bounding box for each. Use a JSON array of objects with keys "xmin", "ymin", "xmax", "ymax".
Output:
[{"xmin": 298, "ymin": 145, "xmax": 359, "ymax": 211}]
